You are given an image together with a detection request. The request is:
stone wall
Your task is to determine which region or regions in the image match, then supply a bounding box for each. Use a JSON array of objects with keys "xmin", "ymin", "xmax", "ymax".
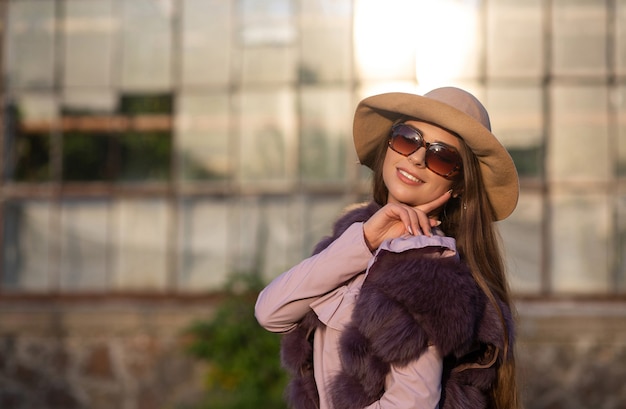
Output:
[
  {"xmin": 0, "ymin": 298, "xmax": 624, "ymax": 409},
  {"xmin": 515, "ymin": 301, "xmax": 626, "ymax": 409},
  {"xmin": 0, "ymin": 299, "xmax": 211, "ymax": 409}
]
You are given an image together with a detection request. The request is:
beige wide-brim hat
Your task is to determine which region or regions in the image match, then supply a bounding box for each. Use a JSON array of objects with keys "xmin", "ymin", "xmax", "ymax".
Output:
[{"xmin": 353, "ymin": 87, "xmax": 519, "ymax": 221}]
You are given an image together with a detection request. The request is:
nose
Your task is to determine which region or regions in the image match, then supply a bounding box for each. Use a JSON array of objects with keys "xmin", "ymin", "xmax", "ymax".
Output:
[{"xmin": 407, "ymin": 146, "xmax": 427, "ymax": 167}]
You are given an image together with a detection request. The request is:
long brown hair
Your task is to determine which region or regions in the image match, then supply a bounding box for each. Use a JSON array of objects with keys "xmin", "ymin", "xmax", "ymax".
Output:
[{"xmin": 370, "ymin": 124, "xmax": 519, "ymax": 409}]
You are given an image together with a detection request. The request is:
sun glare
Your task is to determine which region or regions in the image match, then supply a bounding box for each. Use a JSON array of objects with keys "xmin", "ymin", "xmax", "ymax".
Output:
[{"xmin": 354, "ymin": 0, "xmax": 480, "ymax": 94}]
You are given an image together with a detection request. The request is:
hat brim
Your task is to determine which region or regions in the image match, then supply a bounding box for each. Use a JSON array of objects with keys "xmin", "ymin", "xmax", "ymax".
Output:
[{"xmin": 353, "ymin": 91, "xmax": 519, "ymax": 221}]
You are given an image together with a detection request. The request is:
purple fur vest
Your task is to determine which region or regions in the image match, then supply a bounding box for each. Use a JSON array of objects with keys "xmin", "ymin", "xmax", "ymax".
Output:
[{"xmin": 280, "ymin": 202, "xmax": 514, "ymax": 409}]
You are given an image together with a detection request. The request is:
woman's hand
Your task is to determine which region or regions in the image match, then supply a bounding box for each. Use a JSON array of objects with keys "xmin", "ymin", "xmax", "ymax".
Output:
[{"xmin": 362, "ymin": 190, "xmax": 452, "ymax": 251}]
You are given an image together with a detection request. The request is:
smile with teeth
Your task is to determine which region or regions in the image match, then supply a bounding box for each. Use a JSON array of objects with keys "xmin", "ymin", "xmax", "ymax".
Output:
[{"xmin": 398, "ymin": 168, "xmax": 423, "ymax": 183}]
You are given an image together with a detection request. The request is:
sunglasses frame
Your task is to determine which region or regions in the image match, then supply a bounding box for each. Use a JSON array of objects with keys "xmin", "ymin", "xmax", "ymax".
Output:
[{"xmin": 388, "ymin": 123, "xmax": 463, "ymax": 179}]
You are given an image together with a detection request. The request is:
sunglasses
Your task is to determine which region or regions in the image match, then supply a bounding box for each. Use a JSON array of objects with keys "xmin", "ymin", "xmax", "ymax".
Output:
[{"xmin": 388, "ymin": 123, "xmax": 463, "ymax": 178}]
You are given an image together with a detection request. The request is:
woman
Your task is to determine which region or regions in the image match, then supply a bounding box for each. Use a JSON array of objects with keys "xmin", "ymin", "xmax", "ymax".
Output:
[{"xmin": 255, "ymin": 87, "xmax": 520, "ymax": 409}]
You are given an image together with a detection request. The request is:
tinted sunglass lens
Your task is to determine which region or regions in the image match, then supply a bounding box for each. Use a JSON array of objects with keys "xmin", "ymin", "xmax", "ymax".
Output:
[
  {"xmin": 426, "ymin": 146, "xmax": 459, "ymax": 176},
  {"xmin": 391, "ymin": 134, "xmax": 420, "ymax": 155},
  {"xmin": 391, "ymin": 124, "xmax": 461, "ymax": 177}
]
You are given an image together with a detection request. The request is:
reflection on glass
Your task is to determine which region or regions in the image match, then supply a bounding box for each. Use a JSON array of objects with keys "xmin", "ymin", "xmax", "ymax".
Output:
[
  {"xmin": 498, "ymin": 192, "xmax": 542, "ymax": 294},
  {"xmin": 616, "ymin": 1, "xmax": 626, "ymax": 75},
  {"xmin": 2, "ymin": 200, "xmax": 51, "ymax": 291},
  {"xmin": 5, "ymin": 0, "xmax": 56, "ymax": 89},
  {"xmin": 177, "ymin": 93, "xmax": 231, "ymax": 181},
  {"xmin": 4, "ymin": 93, "xmax": 57, "ymax": 181},
  {"xmin": 239, "ymin": 0, "xmax": 295, "ymax": 46},
  {"xmin": 549, "ymin": 85, "xmax": 610, "ymax": 182},
  {"xmin": 241, "ymin": 46, "xmax": 297, "ymax": 85},
  {"xmin": 240, "ymin": 0, "xmax": 296, "ymax": 84},
  {"xmin": 299, "ymin": 0, "xmax": 352, "ymax": 83},
  {"xmin": 301, "ymin": 196, "xmax": 349, "ymax": 255},
  {"xmin": 112, "ymin": 199, "xmax": 168, "ymax": 290},
  {"xmin": 300, "ymin": 87, "xmax": 351, "ymax": 182},
  {"xmin": 487, "ymin": 85, "xmax": 543, "ymax": 177},
  {"xmin": 618, "ymin": 193, "xmax": 626, "ymax": 293},
  {"xmin": 181, "ymin": 0, "xmax": 232, "ymax": 86},
  {"xmin": 232, "ymin": 197, "xmax": 262, "ymax": 275},
  {"xmin": 60, "ymin": 200, "xmax": 110, "ymax": 290},
  {"xmin": 552, "ymin": 0, "xmax": 607, "ymax": 76},
  {"xmin": 62, "ymin": 91, "xmax": 117, "ymax": 181},
  {"xmin": 616, "ymin": 86, "xmax": 626, "ymax": 177},
  {"xmin": 63, "ymin": 0, "xmax": 115, "ymax": 88},
  {"xmin": 178, "ymin": 198, "xmax": 230, "ymax": 291},
  {"xmin": 259, "ymin": 197, "xmax": 301, "ymax": 281},
  {"xmin": 551, "ymin": 192, "xmax": 611, "ymax": 293},
  {"xmin": 117, "ymin": 94, "xmax": 173, "ymax": 181},
  {"xmin": 486, "ymin": 0, "xmax": 543, "ymax": 78},
  {"xmin": 238, "ymin": 89, "xmax": 296, "ymax": 184},
  {"xmin": 232, "ymin": 196, "xmax": 308, "ymax": 279},
  {"xmin": 120, "ymin": 0, "xmax": 173, "ymax": 90}
]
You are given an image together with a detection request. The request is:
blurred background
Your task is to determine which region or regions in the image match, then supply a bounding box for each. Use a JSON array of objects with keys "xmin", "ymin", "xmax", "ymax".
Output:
[{"xmin": 0, "ymin": 0, "xmax": 625, "ymax": 408}]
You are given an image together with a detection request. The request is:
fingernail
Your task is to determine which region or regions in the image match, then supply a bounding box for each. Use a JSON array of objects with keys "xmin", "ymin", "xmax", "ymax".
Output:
[
  {"xmin": 435, "ymin": 220, "xmax": 442, "ymax": 226},
  {"xmin": 447, "ymin": 189, "xmax": 453, "ymax": 194},
  {"xmin": 407, "ymin": 225, "xmax": 414, "ymax": 235}
]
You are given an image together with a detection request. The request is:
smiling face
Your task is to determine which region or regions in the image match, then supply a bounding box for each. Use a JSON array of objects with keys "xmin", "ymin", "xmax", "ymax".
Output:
[{"xmin": 382, "ymin": 120, "xmax": 462, "ymax": 208}]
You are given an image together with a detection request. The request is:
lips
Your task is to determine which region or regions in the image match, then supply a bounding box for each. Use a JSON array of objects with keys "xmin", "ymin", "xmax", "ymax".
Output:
[{"xmin": 397, "ymin": 168, "xmax": 424, "ymax": 184}]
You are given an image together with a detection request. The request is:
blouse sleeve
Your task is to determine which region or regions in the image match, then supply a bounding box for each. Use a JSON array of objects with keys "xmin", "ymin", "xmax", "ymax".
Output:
[
  {"xmin": 365, "ymin": 346, "xmax": 443, "ymax": 409},
  {"xmin": 255, "ymin": 222, "xmax": 373, "ymax": 333}
]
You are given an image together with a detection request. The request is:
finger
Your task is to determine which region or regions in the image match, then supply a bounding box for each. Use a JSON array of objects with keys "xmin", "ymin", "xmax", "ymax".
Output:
[
  {"xmin": 402, "ymin": 205, "xmax": 431, "ymax": 237},
  {"xmin": 414, "ymin": 189, "xmax": 453, "ymax": 215},
  {"xmin": 393, "ymin": 205, "xmax": 419, "ymax": 236},
  {"xmin": 413, "ymin": 207, "xmax": 433, "ymax": 236},
  {"xmin": 405, "ymin": 207, "xmax": 422, "ymax": 236}
]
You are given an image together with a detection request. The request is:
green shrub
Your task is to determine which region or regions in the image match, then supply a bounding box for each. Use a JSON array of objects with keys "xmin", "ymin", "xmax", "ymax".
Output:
[{"xmin": 185, "ymin": 274, "xmax": 288, "ymax": 409}]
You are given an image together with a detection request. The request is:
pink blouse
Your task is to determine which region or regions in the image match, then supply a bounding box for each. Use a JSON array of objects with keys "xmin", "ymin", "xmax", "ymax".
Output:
[{"xmin": 255, "ymin": 222, "xmax": 459, "ymax": 409}]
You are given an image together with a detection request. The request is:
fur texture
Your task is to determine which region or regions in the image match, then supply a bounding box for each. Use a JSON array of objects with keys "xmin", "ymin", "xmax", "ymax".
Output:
[{"xmin": 280, "ymin": 202, "xmax": 513, "ymax": 409}]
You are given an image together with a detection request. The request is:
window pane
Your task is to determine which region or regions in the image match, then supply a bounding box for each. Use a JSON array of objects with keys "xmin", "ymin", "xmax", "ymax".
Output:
[
  {"xmin": 552, "ymin": 0, "xmax": 607, "ymax": 76},
  {"xmin": 549, "ymin": 85, "xmax": 610, "ymax": 182},
  {"xmin": 301, "ymin": 196, "xmax": 351, "ymax": 257},
  {"xmin": 231, "ymin": 196, "xmax": 308, "ymax": 279},
  {"xmin": 551, "ymin": 192, "xmax": 611, "ymax": 293},
  {"xmin": 616, "ymin": 0, "xmax": 626, "ymax": 75},
  {"xmin": 177, "ymin": 198, "xmax": 230, "ymax": 291},
  {"xmin": 63, "ymin": 0, "xmax": 116, "ymax": 88},
  {"xmin": 240, "ymin": 0, "xmax": 296, "ymax": 84},
  {"xmin": 487, "ymin": 85, "xmax": 544, "ymax": 177},
  {"xmin": 300, "ymin": 87, "xmax": 351, "ymax": 182},
  {"xmin": 62, "ymin": 91, "xmax": 117, "ymax": 181},
  {"xmin": 60, "ymin": 200, "xmax": 110, "ymax": 290},
  {"xmin": 181, "ymin": 0, "xmax": 232, "ymax": 87},
  {"xmin": 487, "ymin": 0, "xmax": 543, "ymax": 79},
  {"xmin": 4, "ymin": 93, "xmax": 57, "ymax": 182},
  {"xmin": 299, "ymin": 0, "xmax": 352, "ymax": 83},
  {"xmin": 618, "ymin": 190, "xmax": 626, "ymax": 293},
  {"xmin": 238, "ymin": 89, "xmax": 296, "ymax": 185},
  {"xmin": 2, "ymin": 201, "xmax": 52, "ymax": 291},
  {"xmin": 117, "ymin": 94, "xmax": 173, "ymax": 181},
  {"xmin": 176, "ymin": 93, "xmax": 231, "ymax": 181},
  {"xmin": 112, "ymin": 199, "xmax": 168, "ymax": 290},
  {"xmin": 120, "ymin": 0, "xmax": 173, "ymax": 91},
  {"xmin": 499, "ymin": 192, "xmax": 543, "ymax": 294},
  {"xmin": 5, "ymin": 0, "xmax": 56, "ymax": 89},
  {"xmin": 616, "ymin": 85, "xmax": 626, "ymax": 177}
]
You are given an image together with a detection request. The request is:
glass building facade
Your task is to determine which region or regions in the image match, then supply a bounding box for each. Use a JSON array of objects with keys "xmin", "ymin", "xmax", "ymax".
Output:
[{"xmin": 0, "ymin": 0, "xmax": 625, "ymax": 296}]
